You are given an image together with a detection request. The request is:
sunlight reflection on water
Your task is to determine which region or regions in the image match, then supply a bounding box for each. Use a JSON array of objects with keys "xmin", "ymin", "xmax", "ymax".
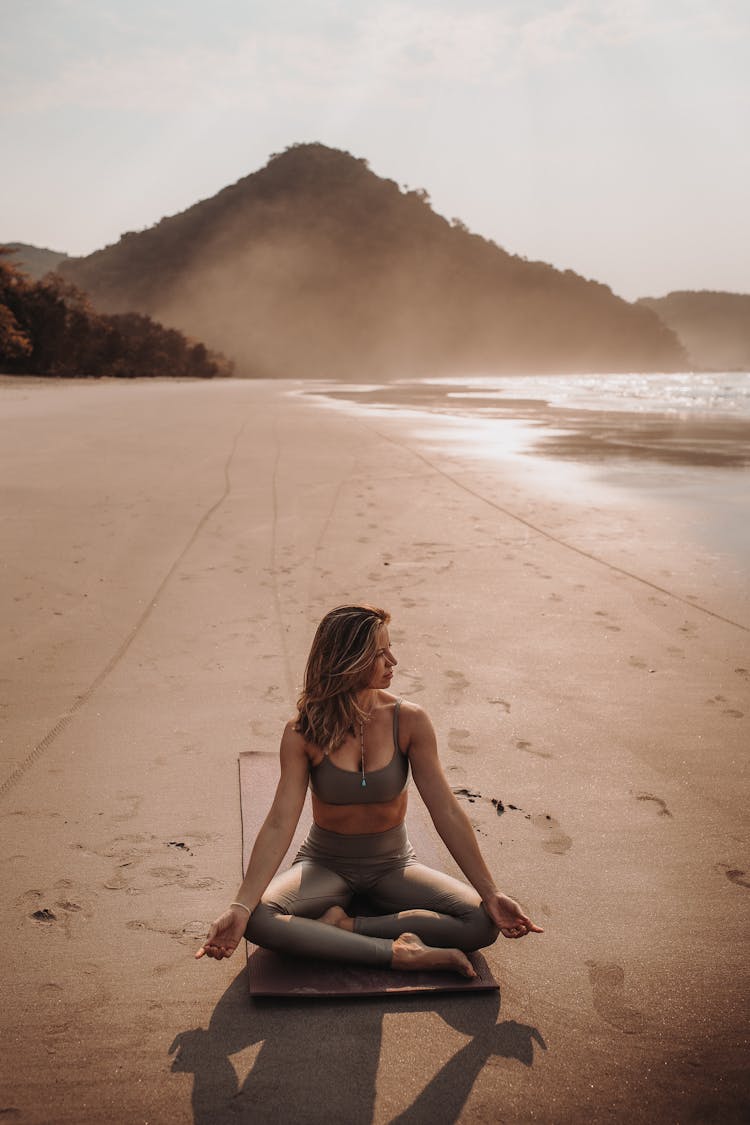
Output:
[{"xmin": 425, "ymin": 371, "xmax": 750, "ymax": 417}]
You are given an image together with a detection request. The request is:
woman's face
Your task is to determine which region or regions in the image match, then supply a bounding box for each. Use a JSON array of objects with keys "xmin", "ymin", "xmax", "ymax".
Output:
[{"xmin": 367, "ymin": 623, "xmax": 397, "ymax": 688}]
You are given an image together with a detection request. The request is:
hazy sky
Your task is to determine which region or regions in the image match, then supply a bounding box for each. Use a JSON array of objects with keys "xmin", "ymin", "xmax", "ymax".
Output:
[{"xmin": 2, "ymin": 0, "xmax": 748, "ymax": 299}]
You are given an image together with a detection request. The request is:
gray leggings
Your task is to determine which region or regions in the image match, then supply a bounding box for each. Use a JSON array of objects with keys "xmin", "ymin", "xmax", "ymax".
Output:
[{"xmin": 244, "ymin": 823, "xmax": 499, "ymax": 968}]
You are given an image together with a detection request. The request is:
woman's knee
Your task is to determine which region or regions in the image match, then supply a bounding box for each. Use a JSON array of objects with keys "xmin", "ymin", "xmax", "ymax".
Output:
[
  {"xmin": 461, "ymin": 904, "xmax": 500, "ymax": 951},
  {"xmin": 244, "ymin": 901, "xmax": 282, "ymax": 944}
]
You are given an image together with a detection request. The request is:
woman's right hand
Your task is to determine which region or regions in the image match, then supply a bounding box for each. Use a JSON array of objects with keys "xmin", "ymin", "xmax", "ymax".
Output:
[{"xmin": 195, "ymin": 907, "xmax": 249, "ymax": 960}]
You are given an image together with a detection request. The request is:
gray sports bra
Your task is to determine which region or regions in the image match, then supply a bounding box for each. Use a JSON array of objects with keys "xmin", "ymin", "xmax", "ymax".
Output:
[{"xmin": 309, "ymin": 698, "xmax": 409, "ymax": 805}]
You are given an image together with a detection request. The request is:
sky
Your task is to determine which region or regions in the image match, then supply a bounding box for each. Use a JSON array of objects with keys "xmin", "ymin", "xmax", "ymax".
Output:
[{"xmin": 1, "ymin": 0, "xmax": 748, "ymax": 300}]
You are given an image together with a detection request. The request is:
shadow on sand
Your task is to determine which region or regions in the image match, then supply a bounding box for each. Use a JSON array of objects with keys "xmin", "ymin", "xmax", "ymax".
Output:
[{"xmin": 169, "ymin": 970, "xmax": 546, "ymax": 1124}]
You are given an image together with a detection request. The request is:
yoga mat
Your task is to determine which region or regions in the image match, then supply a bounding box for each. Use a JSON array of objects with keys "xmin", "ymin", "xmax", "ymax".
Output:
[{"xmin": 239, "ymin": 750, "xmax": 499, "ymax": 998}]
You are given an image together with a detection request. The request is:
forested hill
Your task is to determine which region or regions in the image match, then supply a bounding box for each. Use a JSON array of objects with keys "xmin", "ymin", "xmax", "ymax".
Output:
[
  {"xmin": 61, "ymin": 143, "xmax": 685, "ymax": 378},
  {"xmin": 638, "ymin": 292, "xmax": 750, "ymax": 371},
  {"xmin": 6, "ymin": 242, "xmax": 70, "ymax": 280}
]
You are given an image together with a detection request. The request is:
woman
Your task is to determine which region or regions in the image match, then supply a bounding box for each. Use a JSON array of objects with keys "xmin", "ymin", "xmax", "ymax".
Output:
[{"xmin": 196, "ymin": 604, "xmax": 542, "ymax": 977}]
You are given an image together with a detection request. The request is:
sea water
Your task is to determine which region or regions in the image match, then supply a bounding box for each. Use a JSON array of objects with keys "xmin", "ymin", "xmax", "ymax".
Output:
[{"xmin": 431, "ymin": 371, "xmax": 750, "ymax": 419}]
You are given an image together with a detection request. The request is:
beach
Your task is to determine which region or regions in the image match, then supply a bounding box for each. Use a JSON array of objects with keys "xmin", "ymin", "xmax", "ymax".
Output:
[{"xmin": 1, "ymin": 375, "xmax": 748, "ymax": 1124}]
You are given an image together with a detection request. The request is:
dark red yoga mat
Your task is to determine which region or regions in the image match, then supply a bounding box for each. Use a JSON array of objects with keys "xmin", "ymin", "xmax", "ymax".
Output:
[{"xmin": 239, "ymin": 750, "xmax": 499, "ymax": 998}]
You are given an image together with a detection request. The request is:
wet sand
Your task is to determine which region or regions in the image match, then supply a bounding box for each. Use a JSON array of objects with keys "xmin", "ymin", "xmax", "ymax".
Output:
[
  {"xmin": 308, "ymin": 379, "xmax": 750, "ymax": 469},
  {"xmin": 1, "ymin": 377, "xmax": 748, "ymax": 1124}
]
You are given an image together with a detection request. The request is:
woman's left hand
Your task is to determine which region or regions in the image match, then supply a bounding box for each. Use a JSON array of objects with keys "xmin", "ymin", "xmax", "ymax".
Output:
[
  {"xmin": 483, "ymin": 892, "xmax": 544, "ymax": 939},
  {"xmin": 195, "ymin": 907, "xmax": 249, "ymax": 960}
]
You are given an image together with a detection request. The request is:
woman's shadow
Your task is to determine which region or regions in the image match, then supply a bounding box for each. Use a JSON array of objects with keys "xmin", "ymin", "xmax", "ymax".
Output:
[{"xmin": 169, "ymin": 970, "xmax": 546, "ymax": 1124}]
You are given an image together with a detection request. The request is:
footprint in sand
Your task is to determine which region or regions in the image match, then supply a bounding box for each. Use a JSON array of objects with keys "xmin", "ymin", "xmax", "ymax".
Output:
[
  {"xmin": 127, "ymin": 918, "xmax": 209, "ymax": 945},
  {"xmin": 113, "ymin": 794, "xmax": 142, "ymax": 822},
  {"xmin": 17, "ymin": 888, "xmax": 45, "ymax": 908},
  {"xmin": 38, "ymin": 982, "xmax": 64, "ymax": 998},
  {"xmin": 716, "ymin": 864, "xmax": 750, "ymax": 890},
  {"xmin": 735, "ymin": 668, "xmax": 749, "ymax": 679},
  {"xmin": 585, "ymin": 961, "xmax": 645, "ymax": 1035},
  {"xmin": 396, "ymin": 668, "xmax": 425, "ymax": 695},
  {"xmin": 705, "ymin": 696, "xmax": 744, "ymax": 718},
  {"xmin": 636, "ymin": 793, "xmax": 673, "ymax": 818},
  {"xmin": 444, "ymin": 669, "xmax": 469, "ymax": 703},
  {"xmin": 516, "ymin": 739, "xmax": 553, "ymax": 760},
  {"xmin": 55, "ymin": 900, "xmax": 82, "ymax": 914},
  {"xmin": 488, "ymin": 698, "xmax": 511, "ymax": 713},
  {"xmin": 103, "ymin": 870, "xmax": 133, "ymax": 892},
  {"xmin": 448, "ymin": 729, "xmax": 475, "ymax": 755},
  {"xmin": 531, "ymin": 813, "xmax": 572, "ymax": 854},
  {"xmin": 148, "ymin": 865, "xmax": 191, "ymax": 884},
  {"xmin": 146, "ymin": 866, "xmax": 220, "ymax": 891}
]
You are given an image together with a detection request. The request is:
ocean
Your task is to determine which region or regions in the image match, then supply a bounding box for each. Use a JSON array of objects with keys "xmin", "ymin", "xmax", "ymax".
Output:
[{"xmin": 425, "ymin": 371, "xmax": 750, "ymax": 418}]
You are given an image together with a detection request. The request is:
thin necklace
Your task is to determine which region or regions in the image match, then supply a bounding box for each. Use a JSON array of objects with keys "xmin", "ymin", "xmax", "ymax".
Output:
[{"xmin": 359, "ymin": 721, "xmax": 367, "ymax": 787}]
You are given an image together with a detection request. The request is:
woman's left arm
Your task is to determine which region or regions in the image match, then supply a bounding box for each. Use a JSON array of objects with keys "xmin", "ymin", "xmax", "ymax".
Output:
[{"xmin": 408, "ymin": 705, "xmax": 543, "ymax": 939}]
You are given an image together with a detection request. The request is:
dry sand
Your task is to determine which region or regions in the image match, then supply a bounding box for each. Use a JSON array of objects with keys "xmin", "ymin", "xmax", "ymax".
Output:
[{"xmin": 1, "ymin": 376, "xmax": 748, "ymax": 1124}]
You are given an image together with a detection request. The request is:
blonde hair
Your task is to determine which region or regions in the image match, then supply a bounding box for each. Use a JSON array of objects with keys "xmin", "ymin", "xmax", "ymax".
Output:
[{"xmin": 296, "ymin": 604, "xmax": 391, "ymax": 751}]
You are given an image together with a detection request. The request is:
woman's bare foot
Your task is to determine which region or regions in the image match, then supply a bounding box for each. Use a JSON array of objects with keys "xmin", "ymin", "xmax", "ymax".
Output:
[
  {"xmin": 317, "ymin": 905, "xmax": 354, "ymax": 931},
  {"xmin": 391, "ymin": 933, "xmax": 476, "ymax": 978}
]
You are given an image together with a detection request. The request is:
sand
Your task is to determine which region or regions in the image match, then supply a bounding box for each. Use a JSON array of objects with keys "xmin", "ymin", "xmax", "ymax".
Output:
[{"xmin": 1, "ymin": 376, "xmax": 748, "ymax": 1124}]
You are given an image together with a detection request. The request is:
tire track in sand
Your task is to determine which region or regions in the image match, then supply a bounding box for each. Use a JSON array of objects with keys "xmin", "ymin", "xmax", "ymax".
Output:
[
  {"xmin": 269, "ymin": 415, "xmax": 298, "ymax": 707},
  {"xmin": 0, "ymin": 419, "xmax": 248, "ymax": 800}
]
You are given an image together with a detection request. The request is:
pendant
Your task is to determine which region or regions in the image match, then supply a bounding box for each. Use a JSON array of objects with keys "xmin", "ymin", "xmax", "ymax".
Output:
[{"xmin": 361, "ymin": 778, "xmax": 367, "ymax": 787}]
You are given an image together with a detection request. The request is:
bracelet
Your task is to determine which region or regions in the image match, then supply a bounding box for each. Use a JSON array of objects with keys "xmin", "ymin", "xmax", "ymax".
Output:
[{"xmin": 229, "ymin": 901, "xmax": 252, "ymax": 916}]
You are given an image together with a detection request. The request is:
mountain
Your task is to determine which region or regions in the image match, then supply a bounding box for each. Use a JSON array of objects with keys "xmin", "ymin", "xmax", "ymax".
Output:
[
  {"xmin": 6, "ymin": 242, "xmax": 70, "ymax": 281},
  {"xmin": 638, "ymin": 292, "xmax": 750, "ymax": 371},
  {"xmin": 60, "ymin": 143, "xmax": 686, "ymax": 378}
]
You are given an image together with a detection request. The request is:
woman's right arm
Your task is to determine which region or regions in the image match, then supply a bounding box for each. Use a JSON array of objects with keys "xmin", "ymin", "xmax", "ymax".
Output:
[{"xmin": 196, "ymin": 722, "xmax": 309, "ymax": 960}]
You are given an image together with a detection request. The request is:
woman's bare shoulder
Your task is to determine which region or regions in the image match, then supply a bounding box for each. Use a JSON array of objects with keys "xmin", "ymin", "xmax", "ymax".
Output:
[
  {"xmin": 395, "ymin": 697, "xmax": 429, "ymax": 717},
  {"xmin": 280, "ymin": 718, "xmax": 312, "ymax": 756},
  {"xmin": 394, "ymin": 698, "xmax": 434, "ymax": 741}
]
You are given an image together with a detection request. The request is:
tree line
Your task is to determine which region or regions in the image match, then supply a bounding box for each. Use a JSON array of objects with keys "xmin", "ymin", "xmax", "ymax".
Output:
[{"xmin": 0, "ymin": 248, "xmax": 233, "ymax": 378}]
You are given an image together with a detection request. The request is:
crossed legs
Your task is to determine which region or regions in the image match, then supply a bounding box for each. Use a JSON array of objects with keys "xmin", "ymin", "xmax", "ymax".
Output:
[
  {"xmin": 354, "ymin": 862, "xmax": 499, "ymax": 950},
  {"xmin": 245, "ymin": 858, "xmax": 499, "ymax": 972}
]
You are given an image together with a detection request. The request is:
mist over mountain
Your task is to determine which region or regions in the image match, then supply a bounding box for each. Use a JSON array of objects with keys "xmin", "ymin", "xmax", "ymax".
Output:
[
  {"xmin": 639, "ymin": 292, "xmax": 750, "ymax": 371},
  {"xmin": 59, "ymin": 143, "xmax": 685, "ymax": 378},
  {"xmin": 7, "ymin": 242, "xmax": 70, "ymax": 281}
]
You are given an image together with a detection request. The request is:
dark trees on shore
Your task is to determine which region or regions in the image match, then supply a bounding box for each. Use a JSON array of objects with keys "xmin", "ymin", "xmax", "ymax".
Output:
[{"xmin": 0, "ymin": 249, "xmax": 233, "ymax": 379}]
